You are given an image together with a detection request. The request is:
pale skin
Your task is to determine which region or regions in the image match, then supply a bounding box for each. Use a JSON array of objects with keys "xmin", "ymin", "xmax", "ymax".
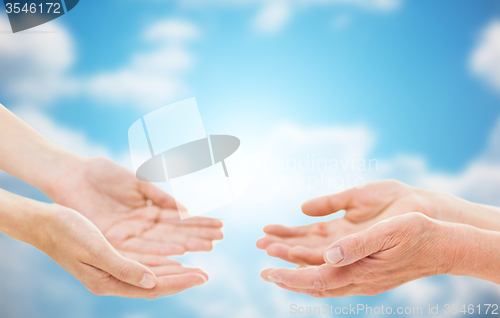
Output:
[
  {"xmin": 0, "ymin": 104, "xmax": 223, "ymax": 298},
  {"xmin": 0, "ymin": 189, "xmax": 207, "ymax": 298},
  {"xmin": 47, "ymin": 157, "xmax": 224, "ymax": 256},
  {"xmin": 258, "ymin": 180, "xmax": 500, "ymax": 297}
]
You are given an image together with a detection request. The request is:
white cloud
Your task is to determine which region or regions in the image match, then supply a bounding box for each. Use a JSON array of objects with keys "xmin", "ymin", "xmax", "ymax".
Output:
[
  {"xmin": 86, "ymin": 19, "xmax": 199, "ymax": 110},
  {"xmin": 178, "ymin": 0, "xmax": 400, "ymax": 35},
  {"xmin": 331, "ymin": 13, "xmax": 352, "ymax": 30},
  {"xmin": 253, "ymin": 0, "xmax": 401, "ymax": 34},
  {"xmin": 470, "ymin": 19, "xmax": 500, "ymax": 94},
  {"xmin": 0, "ymin": 16, "xmax": 199, "ymax": 111},
  {"xmin": 419, "ymin": 161, "xmax": 500, "ymax": 207},
  {"xmin": 181, "ymin": 0, "xmax": 400, "ymax": 11},
  {"xmin": 294, "ymin": 0, "xmax": 400, "ymax": 11},
  {"xmin": 0, "ymin": 15, "xmax": 77, "ymax": 106},
  {"xmin": 252, "ymin": 1, "xmax": 293, "ymax": 35},
  {"xmin": 483, "ymin": 115, "xmax": 500, "ymax": 161},
  {"xmin": 378, "ymin": 117, "xmax": 500, "ymax": 207},
  {"xmin": 386, "ymin": 275, "xmax": 500, "ymax": 312},
  {"xmin": 144, "ymin": 19, "xmax": 200, "ymax": 42},
  {"xmin": 0, "ymin": 234, "xmax": 93, "ymax": 318}
]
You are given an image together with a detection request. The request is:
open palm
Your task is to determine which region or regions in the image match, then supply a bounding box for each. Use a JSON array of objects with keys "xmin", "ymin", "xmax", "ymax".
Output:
[
  {"xmin": 50, "ymin": 157, "xmax": 223, "ymax": 259},
  {"xmin": 257, "ymin": 180, "xmax": 435, "ymax": 266},
  {"xmin": 257, "ymin": 218, "xmax": 362, "ymax": 266}
]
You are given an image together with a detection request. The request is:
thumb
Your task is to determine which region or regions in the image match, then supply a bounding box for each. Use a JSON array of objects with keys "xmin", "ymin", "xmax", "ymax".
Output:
[
  {"xmin": 96, "ymin": 245, "xmax": 157, "ymax": 289},
  {"xmin": 323, "ymin": 218, "xmax": 398, "ymax": 267},
  {"xmin": 301, "ymin": 187, "xmax": 356, "ymax": 217}
]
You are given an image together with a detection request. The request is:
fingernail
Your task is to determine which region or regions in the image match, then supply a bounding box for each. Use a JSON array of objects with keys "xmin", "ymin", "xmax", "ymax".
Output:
[
  {"xmin": 139, "ymin": 273, "xmax": 156, "ymax": 289},
  {"xmin": 268, "ymin": 276, "xmax": 281, "ymax": 283},
  {"xmin": 194, "ymin": 273, "xmax": 208, "ymax": 284},
  {"xmin": 325, "ymin": 247, "xmax": 344, "ymax": 264}
]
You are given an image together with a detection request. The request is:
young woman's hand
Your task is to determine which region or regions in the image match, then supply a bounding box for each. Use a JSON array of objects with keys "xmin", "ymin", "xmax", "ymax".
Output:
[
  {"xmin": 0, "ymin": 105, "xmax": 223, "ymax": 259},
  {"xmin": 0, "ymin": 190, "xmax": 208, "ymax": 298},
  {"xmin": 48, "ymin": 157, "xmax": 224, "ymax": 257}
]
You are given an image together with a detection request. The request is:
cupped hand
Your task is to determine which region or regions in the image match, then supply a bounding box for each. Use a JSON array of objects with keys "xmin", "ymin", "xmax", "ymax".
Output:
[
  {"xmin": 41, "ymin": 204, "xmax": 208, "ymax": 298},
  {"xmin": 260, "ymin": 213, "xmax": 456, "ymax": 297},
  {"xmin": 256, "ymin": 218, "xmax": 361, "ymax": 266},
  {"xmin": 257, "ymin": 180, "xmax": 441, "ymax": 266},
  {"xmin": 49, "ymin": 157, "xmax": 223, "ymax": 257}
]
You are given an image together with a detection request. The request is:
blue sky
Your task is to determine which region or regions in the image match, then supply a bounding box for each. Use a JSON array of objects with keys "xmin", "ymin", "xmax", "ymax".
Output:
[
  {"xmin": 1, "ymin": 0, "xmax": 500, "ymax": 317},
  {"xmin": 41, "ymin": 0, "xmax": 500, "ymax": 171}
]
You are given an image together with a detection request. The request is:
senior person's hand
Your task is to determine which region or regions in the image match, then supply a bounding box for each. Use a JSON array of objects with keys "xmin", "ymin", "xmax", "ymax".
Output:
[
  {"xmin": 257, "ymin": 180, "xmax": 500, "ymax": 266},
  {"xmin": 257, "ymin": 216, "xmax": 362, "ymax": 266},
  {"xmin": 0, "ymin": 189, "xmax": 208, "ymax": 299},
  {"xmin": 260, "ymin": 213, "xmax": 500, "ymax": 297}
]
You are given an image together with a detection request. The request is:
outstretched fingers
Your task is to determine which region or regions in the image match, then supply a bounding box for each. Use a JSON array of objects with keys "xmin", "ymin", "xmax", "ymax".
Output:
[
  {"xmin": 148, "ymin": 222, "xmax": 224, "ymax": 241},
  {"xmin": 301, "ymin": 189, "xmax": 356, "ymax": 217},
  {"xmin": 101, "ymin": 272, "xmax": 207, "ymax": 299},
  {"xmin": 263, "ymin": 224, "xmax": 309, "ymax": 237},
  {"xmin": 273, "ymin": 282, "xmax": 358, "ymax": 298},
  {"xmin": 118, "ymin": 251, "xmax": 181, "ymax": 267},
  {"xmin": 260, "ymin": 264, "xmax": 354, "ymax": 290},
  {"xmin": 288, "ymin": 246, "xmax": 325, "ymax": 266},
  {"xmin": 149, "ymin": 265, "xmax": 209, "ymax": 281},
  {"xmin": 119, "ymin": 237, "xmax": 186, "ymax": 255}
]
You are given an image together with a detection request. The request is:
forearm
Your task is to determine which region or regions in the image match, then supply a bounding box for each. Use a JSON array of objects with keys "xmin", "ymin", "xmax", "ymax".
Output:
[
  {"xmin": 427, "ymin": 189, "xmax": 500, "ymax": 232},
  {"xmin": 0, "ymin": 188, "xmax": 50, "ymax": 249},
  {"xmin": 446, "ymin": 221, "xmax": 500, "ymax": 285},
  {"xmin": 461, "ymin": 202, "xmax": 500, "ymax": 232},
  {"xmin": 0, "ymin": 104, "xmax": 83, "ymax": 197}
]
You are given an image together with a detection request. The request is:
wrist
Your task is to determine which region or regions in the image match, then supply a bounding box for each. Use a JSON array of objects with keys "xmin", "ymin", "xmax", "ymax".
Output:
[
  {"xmin": 42, "ymin": 152, "xmax": 88, "ymax": 201},
  {"xmin": 426, "ymin": 189, "xmax": 500, "ymax": 231},
  {"xmin": 24, "ymin": 202, "xmax": 57, "ymax": 251},
  {"xmin": 0, "ymin": 105, "xmax": 86, "ymax": 196},
  {"xmin": 424, "ymin": 190, "xmax": 460, "ymax": 222},
  {"xmin": 421, "ymin": 218, "xmax": 461, "ymax": 277},
  {"xmin": 0, "ymin": 189, "xmax": 55, "ymax": 249},
  {"xmin": 407, "ymin": 186, "xmax": 444, "ymax": 220},
  {"xmin": 441, "ymin": 221, "xmax": 500, "ymax": 284},
  {"xmin": 420, "ymin": 189, "xmax": 476, "ymax": 225},
  {"xmin": 437, "ymin": 221, "xmax": 470, "ymax": 276}
]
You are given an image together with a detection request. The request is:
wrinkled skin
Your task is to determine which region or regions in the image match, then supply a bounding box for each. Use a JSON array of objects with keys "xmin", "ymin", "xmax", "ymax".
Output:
[
  {"xmin": 260, "ymin": 213, "xmax": 456, "ymax": 297},
  {"xmin": 257, "ymin": 180, "xmax": 437, "ymax": 266}
]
